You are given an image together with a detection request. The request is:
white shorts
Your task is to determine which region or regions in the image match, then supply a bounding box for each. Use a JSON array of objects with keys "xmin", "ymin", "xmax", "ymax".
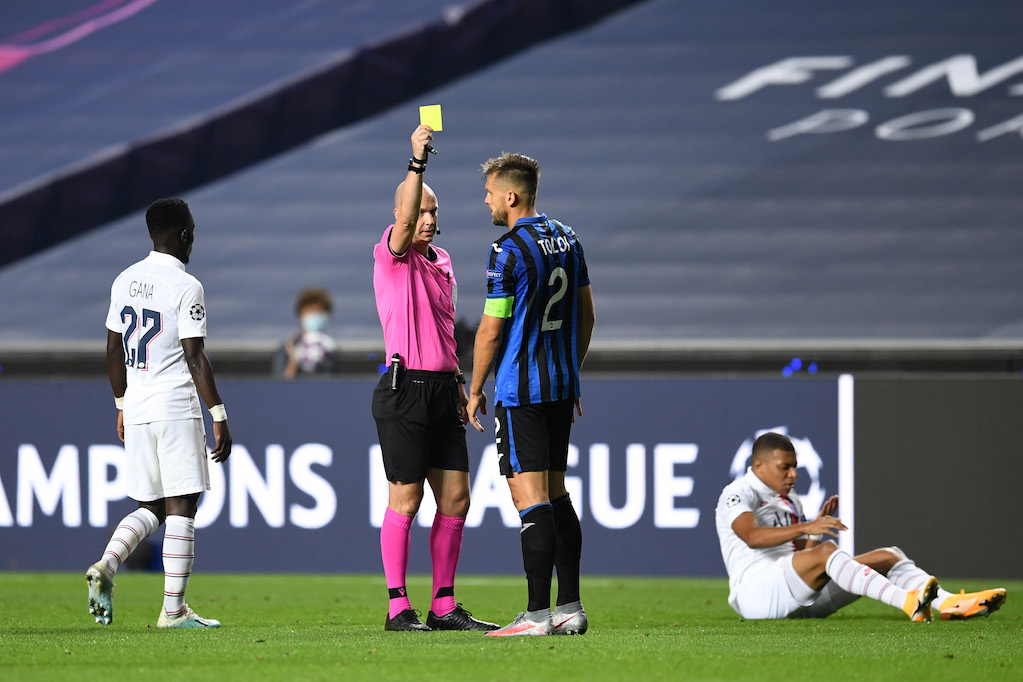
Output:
[
  {"xmin": 124, "ymin": 418, "xmax": 210, "ymax": 502},
  {"xmin": 732, "ymin": 554, "xmax": 821, "ymax": 619}
]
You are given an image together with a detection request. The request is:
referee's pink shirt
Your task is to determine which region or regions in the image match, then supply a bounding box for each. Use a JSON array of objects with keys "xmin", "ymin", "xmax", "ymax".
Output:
[{"xmin": 373, "ymin": 225, "xmax": 459, "ymax": 372}]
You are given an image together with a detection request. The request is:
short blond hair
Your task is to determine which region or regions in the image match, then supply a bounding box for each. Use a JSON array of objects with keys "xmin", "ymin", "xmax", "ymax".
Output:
[{"xmin": 481, "ymin": 152, "xmax": 540, "ymax": 206}]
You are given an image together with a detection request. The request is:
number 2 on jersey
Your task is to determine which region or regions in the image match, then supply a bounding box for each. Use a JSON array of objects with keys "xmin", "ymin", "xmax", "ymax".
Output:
[
  {"xmin": 120, "ymin": 306, "xmax": 163, "ymax": 370},
  {"xmin": 541, "ymin": 267, "xmax": 568, "ymax": 332}
]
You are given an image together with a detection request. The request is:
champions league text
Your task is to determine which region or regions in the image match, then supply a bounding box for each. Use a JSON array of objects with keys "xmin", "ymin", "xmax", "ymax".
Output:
[
  {"xmin": 0, "ymin": 442, "xmax": 703, "ymax": 532},
  {"xmin": 0, "ymin": 377, "xmax": 844, "ymax": 574}
]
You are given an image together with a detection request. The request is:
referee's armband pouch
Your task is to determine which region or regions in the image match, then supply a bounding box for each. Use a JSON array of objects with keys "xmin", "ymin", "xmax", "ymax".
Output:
[{"xmin": 387, "ymin": 353, "xmax": 404, "ymax": 390}]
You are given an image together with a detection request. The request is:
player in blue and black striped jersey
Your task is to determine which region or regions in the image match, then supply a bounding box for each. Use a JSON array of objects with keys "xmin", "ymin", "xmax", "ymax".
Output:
[{"xmin": 467, "ymin": 152, "xmax": 596, "ymax": 637}]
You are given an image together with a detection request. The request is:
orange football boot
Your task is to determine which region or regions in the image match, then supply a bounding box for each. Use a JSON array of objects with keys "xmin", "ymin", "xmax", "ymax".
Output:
[
  {"xmin": 939, "ymin": 588, "xmax": 1007, "ymax": 620},
  {"xmin": 903, "ymin": 575, "xmax": 939, "ymax": 622}
]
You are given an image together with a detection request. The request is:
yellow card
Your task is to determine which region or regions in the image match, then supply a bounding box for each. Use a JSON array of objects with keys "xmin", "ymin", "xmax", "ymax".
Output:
[{"xmin": 419, "ymin": 104, "xmax": 443, "ymax": 131}]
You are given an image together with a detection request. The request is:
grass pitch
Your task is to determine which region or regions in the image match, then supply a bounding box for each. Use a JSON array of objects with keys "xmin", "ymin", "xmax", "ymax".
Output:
[{"xmin": 1, "ymin": 573, "xmax": 1018, "ymax": 681}]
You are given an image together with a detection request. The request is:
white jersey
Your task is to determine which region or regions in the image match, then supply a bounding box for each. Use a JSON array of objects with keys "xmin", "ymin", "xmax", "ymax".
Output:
[
  {"xmin": 715, "ymin": 468, "xmax": 809, "ymax": 611},
  {"xmin": 105, "ymin": 251, "xmax": 207, "ymax": 425}
]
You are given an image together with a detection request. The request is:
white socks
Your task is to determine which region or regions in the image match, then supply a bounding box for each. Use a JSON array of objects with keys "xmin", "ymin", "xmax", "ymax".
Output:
[
  {"xmin": 101, "ymin": 508, "xmax": 159, "ymax": 577},
  {"xmin": 887, "ymin": 558, "xmax": 954, "ymax": 607},
  {"xmin": 825, "ymin": 549, "xmax": 906, "ymax": 610},
  {"xmin": 98, "ymin": 509, "xmax": 201, "ymax": 619},
  {"xmin": 162, "ymin": 515, "xmax": 196, "ymax": 617}
]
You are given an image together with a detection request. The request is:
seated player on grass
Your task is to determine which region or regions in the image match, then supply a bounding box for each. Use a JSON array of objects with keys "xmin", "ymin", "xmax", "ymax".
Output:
[{"xmin": 715, "ymin": 432, "xmax": 1006, "ymax": 622}]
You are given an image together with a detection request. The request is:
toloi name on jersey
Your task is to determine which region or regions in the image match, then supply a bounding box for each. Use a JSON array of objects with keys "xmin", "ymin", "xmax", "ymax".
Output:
[
  {"xmin": 537, "ymin": 235, "xmax": 570, "ymax": 256},
  {"xmin": 128, "ymin": 280, "xmax": 154, "ymax": 299}
]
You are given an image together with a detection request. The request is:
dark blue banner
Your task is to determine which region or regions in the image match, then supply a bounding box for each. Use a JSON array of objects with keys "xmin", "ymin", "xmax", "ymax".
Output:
[{"xmin": 0, "ymin": 377, "xmax": 844, "ymax": 576}]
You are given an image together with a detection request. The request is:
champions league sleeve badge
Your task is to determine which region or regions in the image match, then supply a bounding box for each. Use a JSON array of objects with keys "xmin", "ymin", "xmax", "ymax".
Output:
[{"xmin": 189, "ymin": 303, "xmax": 206, "ymax": 321}]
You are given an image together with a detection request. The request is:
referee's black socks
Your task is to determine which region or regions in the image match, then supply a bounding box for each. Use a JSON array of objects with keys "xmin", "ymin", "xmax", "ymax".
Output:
[
  {"xmin": 552, "ymin": 493, "xmax": 582, "ymax": 607},
  {"xmin": 519, "ymin": 503, "xmax": 556, "ymax": 613}
]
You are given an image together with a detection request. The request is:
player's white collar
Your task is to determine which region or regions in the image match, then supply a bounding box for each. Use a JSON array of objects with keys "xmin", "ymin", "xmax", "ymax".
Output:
[
  {"xmin": 743, "ymin": 467, "xmax": 778, "ymax": 498},
  {"xmin": 146, "ymin": 250, "xmax": 186, "ymax": 271}
]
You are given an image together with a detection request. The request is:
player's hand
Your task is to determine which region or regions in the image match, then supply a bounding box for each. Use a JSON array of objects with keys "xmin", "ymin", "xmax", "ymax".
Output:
[
  {"xmin": 466, "ymin": 391, "xmax": 487, "ymax": 433},
  {"xmin": 457, "ymin": 384, "xmax": 470, "ymax": 425},
  {"xmin": 411, "ymin": 124, "xmax": 434, "ymax": 161},
  {"xmin": 816, "ymin": 494, "xmax": 839, "ymax": 519},
  {"xmin": 116, "ymin": 410, "xmax": 125, "ymax": 443},
  {"xmin": 805, "ymin": 515, "xmax": 847, "ymax": 538},
  {"xmin": 572, "ymin": 397, "xmax": 583, "ymax": 424},
  {"xmin": 211, "ymin": 420, "xmax": 232, "ymax": 463},
  {"xmin": 282, "ymin": 335, "xmax": 299, "ymax": 379}
]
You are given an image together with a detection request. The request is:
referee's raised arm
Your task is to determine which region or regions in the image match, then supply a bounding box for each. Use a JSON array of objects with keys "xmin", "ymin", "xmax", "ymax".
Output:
[{"xmin": 389, "ymin": 125, "xmax": 433, "ymax": 256}]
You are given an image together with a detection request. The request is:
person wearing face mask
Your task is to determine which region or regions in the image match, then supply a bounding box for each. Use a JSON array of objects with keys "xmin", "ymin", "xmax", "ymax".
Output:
[{"xmin": 274, "ymin": 287, "xmax": 339, "ymax": 378}]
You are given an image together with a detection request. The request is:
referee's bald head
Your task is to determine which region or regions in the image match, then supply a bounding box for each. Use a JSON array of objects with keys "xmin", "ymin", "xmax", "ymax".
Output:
[{"xmin": 394, "ymin": 181, "xmax": 436, "ymax": 210}]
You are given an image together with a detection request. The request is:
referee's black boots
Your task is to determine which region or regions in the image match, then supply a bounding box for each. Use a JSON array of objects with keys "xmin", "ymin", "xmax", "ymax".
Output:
[{"xmin": 384, "ymin": 608, "xmax": 431, "ymax": 631}]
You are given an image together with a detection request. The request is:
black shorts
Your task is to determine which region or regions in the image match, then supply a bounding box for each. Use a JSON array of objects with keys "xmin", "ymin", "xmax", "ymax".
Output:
[
  {"xmin": 372, "ymin": 369, "xmax": 469, "ymax": 483},
  {"xmin": 495, "ymin": 399, "xmax": 574, "ymax": 477}
]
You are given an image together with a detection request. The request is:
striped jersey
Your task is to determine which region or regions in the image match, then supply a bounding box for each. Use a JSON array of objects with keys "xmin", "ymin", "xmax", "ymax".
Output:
[{"xmin": 484, "ymin": 214, "xmax": 589, "ymax": 406}]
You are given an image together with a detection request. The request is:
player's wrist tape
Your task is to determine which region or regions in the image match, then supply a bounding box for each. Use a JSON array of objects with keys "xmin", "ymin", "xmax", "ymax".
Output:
[
  {"xmin": 408, "ymin": 158, "xmax": 426, "ymax": 173},
  {"xmin": 412, "ymin": 153, "xmax": 429, "ymax": 165},
  {"xmin": 114, "ymin": 396, "xmax": 124, "ymax": 410},
  {"xmin": 807, "ymin": 534, "xmax": 823, "ymax": 542},
  {"xmin": 209, "ymin": 404, "xmax": 228, "ymax": 422}
]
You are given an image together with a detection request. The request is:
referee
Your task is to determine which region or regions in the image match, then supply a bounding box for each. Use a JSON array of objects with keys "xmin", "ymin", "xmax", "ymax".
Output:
[
  {"xmin": 370, "ymin": 125, "xmax": 497, "ymax": 632},
  {"xmin": 466, "ymin": 152, "xmax": 596, "ymax": 637}
]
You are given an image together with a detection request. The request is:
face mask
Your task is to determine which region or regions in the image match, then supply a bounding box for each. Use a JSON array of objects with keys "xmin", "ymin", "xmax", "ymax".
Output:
[{"xmin": 300, "ymin": 311, "xmax": 329, "ymax": 334}]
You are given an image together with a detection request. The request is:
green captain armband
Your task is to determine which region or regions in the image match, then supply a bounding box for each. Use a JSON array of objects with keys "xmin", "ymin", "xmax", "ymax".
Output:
[{"xmin": 483, "ymin": 296, "xmax": 514, "ymax": 318}]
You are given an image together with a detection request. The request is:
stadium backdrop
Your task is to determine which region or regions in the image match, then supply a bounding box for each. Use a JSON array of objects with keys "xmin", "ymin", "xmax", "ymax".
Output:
[{"xmin": 0, "ymin": 377, "xmax": 848, "ymax": 575}]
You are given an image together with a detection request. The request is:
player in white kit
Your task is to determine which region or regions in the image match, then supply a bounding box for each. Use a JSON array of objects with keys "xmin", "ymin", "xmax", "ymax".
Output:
[
  {"xmin": 86, "ymin": 197, "xmax": 232, "ymax": 628},
  {"xmin": 715, "ymin": 432, "xmax": 1006, "ymax": 622}
]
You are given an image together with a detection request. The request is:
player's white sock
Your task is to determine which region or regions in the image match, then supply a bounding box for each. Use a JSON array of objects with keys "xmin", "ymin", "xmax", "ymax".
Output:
[
  {"xmin": 162, "ymin": 515, "xmax": 195, "ymax": 618},
  {"xmin": 825, "ymin": 549, "xmax": 907, "ymax": 610},
  {"xmin": 100, "ymin": 508, "xmax": 159, "ymax": 577},
  {"xmin": 887, "ymin": 558, "xmax": 954, "ymax": 607}
]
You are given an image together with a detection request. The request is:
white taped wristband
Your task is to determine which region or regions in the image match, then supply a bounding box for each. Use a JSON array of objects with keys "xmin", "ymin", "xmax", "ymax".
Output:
[
  {"xmin": 807, "ymin": 534, "xmax": 823, "ymax": 543},
  {"xmin": 114, "ymin": 396, "xmax": 124, "ymax": 410},
  {"xmin": 209, "ymin": 404, "xmax": 228, "ymax": 422}
]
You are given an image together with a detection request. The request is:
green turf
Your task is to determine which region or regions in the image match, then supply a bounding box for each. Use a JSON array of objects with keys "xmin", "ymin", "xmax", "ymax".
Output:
[{"xmin": 0, "ymin": 573, "xmax": 1018, "ymax": 680}]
